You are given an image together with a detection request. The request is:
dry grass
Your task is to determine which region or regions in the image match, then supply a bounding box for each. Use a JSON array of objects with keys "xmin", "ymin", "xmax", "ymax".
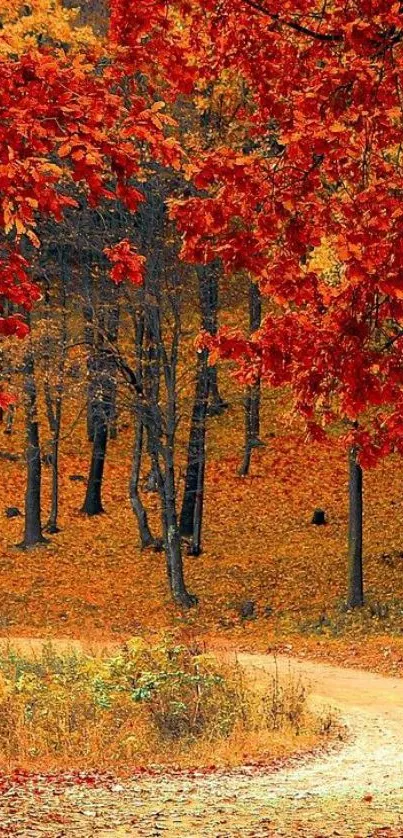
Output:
[{"xmin": 0, "ymin": 637, "xmax": 332, "ymax": 773}]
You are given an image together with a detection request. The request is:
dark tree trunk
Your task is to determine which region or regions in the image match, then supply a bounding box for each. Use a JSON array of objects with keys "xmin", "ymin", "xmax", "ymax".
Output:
[
  {"xmin": 161, "ymin": 447, "xmax": 197, "ymax": 607},
  {"xmin": 179, "ymin": 348, "xmax": 209, "ymax": 550},
  {"xmin": 239, "ymin": 280, "xmax": 263, "ymax": 476},
  {"xmin": 104, "ymin": 302, "xmax": 119, "ymax": 440},
  {"xmin": 82, "ymin": 266, "xmax": 95, "ymax": 442},
  {"xmin": 347, "ymin": 446, "xmax": 364, "ymax": 608},
  {"xmin": 43, "ymin": 274, "xmax": 66, "ymax": 535},
  {"xmin": 47, "ymin": 437, "xmax": 60, "ymax": 533},
  {"xmin": 21, "ymin": 351, "xmax": 46, "ymax": 548},
  {"xmin": 128, "ymin": 174, "xmax": 196, "ymax": 607},
  {"xmin": 197, "ymin": 262, "xmax": 228, "ymax": 417},
  {"xmin": 143, "ymin": 326, "xmax": 161, "ymax": 493},
  {"xmin": 45, "ymin": 394, "xmax": 62, "ymax": 534},
  {"xmin": 129, "ymin": 417, "xmax": 155, "ymax": 547},
  {"xmin": 82, "ymin": 273, "xmax": 115, "ymax": 517},
  {"xmin": 191, "ymin": 432, "xmax": 206, "ymax": 557},
  {"xmin": 208, "ymin": 364, "xmax": 227, "ymax": 416},
  {"xmin": 82, "ymin": 407, "xmax": 108, "ymax": 515}
]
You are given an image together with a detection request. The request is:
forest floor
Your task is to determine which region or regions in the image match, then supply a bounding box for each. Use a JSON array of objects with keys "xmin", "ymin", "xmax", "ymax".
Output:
[
  {"xmin": 3, "ymin": 381, "xmax": 403, "ymax": 677},
  {"xmin": 0, "ymin": 650, "xmax": 402, "ymax": 837}
]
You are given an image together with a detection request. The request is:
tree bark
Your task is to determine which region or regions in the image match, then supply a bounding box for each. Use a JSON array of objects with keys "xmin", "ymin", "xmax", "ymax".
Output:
[
  {"xmin": 347, "ymin": 446, "xmax": 364, "ymax": 608},
  {"xmin": 21, "ymin": 350, "xmax": 46, "ymax": 548},
  {"xmin": 197, "ymin": 262, "xmax": 228, "ymax": 416},
  {"xmin": 82, "ymin": 405, "xmax": 108, "ymax": 515},
  {"xmin": 47, "ymin": 436, "xmax": 60, "ymax": 533},
  {"xmin": 43, "ymin": 275, "xmax": 67, "ymax": 534},
  {"xmin": 104, "ymin": 301, "xmax": 119, "ymax": 440},
  {"xmin": 179, "ymin": 348, "xmax": 209, "ymax": 550},
  {"xmin": 126, "ymin": 173, "xmax": 196, "ymax": 606},
  {"xmin": 239, "ymin": 280, "xmax": 263, "ymax": 476},
  {"xmin": 129, "ymin": 416, "xmax": 155, "ymax": 547},
  {"xmin": 143, "ymin": 332, "xmax": 161, "ymax": 492},
  {"xmin": 191, "ymin": 428, "xmax": 206, "ymax": 557},
  {"xmin": 82, "ymin": 265, "xmax": 96, "ymax": 442},
  {"xmin": 161, "ymin": 446, "xmax": 197, "ymax": 607}
]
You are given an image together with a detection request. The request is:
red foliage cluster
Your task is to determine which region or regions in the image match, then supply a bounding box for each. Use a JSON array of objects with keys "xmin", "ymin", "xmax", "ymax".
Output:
[
  {"xmin": 0, "ymin": 13, "xmax": 178, "ymax": 405},
  {"xmin": 5, "ymin": 1, "xmax": 403, "ymax": 462},
  {"xmin": 104, "ymin": 240, "xmax": 145, "ymax": 285},
  {"xmin": 168, "ymin": 0, "xmax": 403, "ymax": 465}
]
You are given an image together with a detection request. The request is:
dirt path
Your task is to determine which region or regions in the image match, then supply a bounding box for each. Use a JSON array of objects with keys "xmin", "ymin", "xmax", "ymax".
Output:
[{"xmin": 1, "ymin": 644, "xmax": 403, "ymax": 837}]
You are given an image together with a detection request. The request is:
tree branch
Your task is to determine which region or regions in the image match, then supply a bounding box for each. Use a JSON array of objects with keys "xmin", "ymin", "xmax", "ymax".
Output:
[{"xmin": 241, "ymin": 0, "xmax": 343, "ymax": 43}]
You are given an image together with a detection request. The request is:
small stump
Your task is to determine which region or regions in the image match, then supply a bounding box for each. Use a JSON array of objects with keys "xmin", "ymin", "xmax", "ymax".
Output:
[
  {"xmin": 311, "ymin": 508, "xmax": 326, "ymax": 526},
  {"xmin": 240, "ymin": 600, "xmax": 256, "ymax": 621},
  {"xmin": 5, "ymin": 507, "xmax": 22, "ymax": 519}
]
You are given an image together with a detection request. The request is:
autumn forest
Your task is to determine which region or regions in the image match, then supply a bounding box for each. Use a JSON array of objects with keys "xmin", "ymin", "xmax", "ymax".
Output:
[{"xmin": 1, "ymin": 1, "xmax": 403, "ymax": 836}]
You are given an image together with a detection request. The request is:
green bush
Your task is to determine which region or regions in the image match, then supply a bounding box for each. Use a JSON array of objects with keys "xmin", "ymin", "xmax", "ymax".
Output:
[{"xmin": 0, "ymin": 636, "xmax": 251, "ymax": 764}]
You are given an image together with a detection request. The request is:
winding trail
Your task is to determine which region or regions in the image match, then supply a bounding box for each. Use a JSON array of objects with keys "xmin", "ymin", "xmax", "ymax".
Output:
[{"xmin": 1, "ymin": 644, "xmax": 403, "ymax": 837}]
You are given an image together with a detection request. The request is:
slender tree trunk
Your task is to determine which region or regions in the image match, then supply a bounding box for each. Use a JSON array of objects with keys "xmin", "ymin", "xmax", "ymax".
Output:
[
  {"xmin": 105, "ymin": 302, "xmax": 119, "ymax": 440},
  {"xmin": 239, "ymin": 280, "xmax": 263, "ymax": 476},
  {"xmin": 347, "ymin": 446, "xmax": 364, "ymax": 608},
  {"xmin": 162, "ymin": 446, "xmax": 197, "ymax": 607},
  {"xmin": 191, "ymin": 434, "xmax": 206, "ymax": 557},
  {"xmin": 179, "ymin": 348, "xmax": 209, "ymax": 549},
  {"xmin": 47, "ymin": 438, "xmax": 60, "ymax": 533},
  {"xmin": 180, "ymin": 263, "xmax": 226, "ymax": 549},
  {"xmin": 134, "ymin": 173, "xmax": 196, "ymax": 606},
  {"xmin": 197, "ymin": 262, "xmax": 228, "ymax": 416},
  {"xmin": 143, "ymin": 332, "xmax": 161, "ymax": 493},
  {"xmin": 21, "ymin": 350, "xmax": 46, "ymax": 548},
  {"xmin": 0, "ymin": 346, "xmax": 15, "ymax": 434},
  {"xmin": 82, "ymin": 406, "xmax": 108, "ymax": 515},
  {"xmin": 208, "ymin": 364, "xmax": 227, "ymax": 415},
  {"xmin": 129, "ymin": 417, "xmax": 155, "ymax": 547},
  {"xmin": 83, "ymin": 274, "xmax": 113, "ymax": 516},
  {"xmin": 46, "ymin": 401, "xmax": 61, "ymax": 533},
  {"xmin": 82, "ymin": 266, "xmax": 95, "ymax": 442},
  {"xmin": 42, "ymin": 271, "xmax": 67, "ymax": 534}
]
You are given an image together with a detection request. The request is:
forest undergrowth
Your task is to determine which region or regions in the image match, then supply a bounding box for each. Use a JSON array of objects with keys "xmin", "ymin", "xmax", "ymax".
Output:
[{"xmin": 0, "ymin": 635, "xmax": 334, "ymax": 771}]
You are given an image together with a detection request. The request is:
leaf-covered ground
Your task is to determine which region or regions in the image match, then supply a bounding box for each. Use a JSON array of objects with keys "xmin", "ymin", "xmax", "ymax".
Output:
[
  {"xmin": 2, "ymin": 381, "xmax": 403, "ymax": 676},
  {"xmin": 2, "ymin": 357, "xmax": 403, "ymax": 682}
]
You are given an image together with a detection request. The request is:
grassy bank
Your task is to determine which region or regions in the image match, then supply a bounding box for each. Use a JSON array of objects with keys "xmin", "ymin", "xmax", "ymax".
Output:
[{"xmin": 0, "ymin": 636, "xmax": 334, "ymax": 772}]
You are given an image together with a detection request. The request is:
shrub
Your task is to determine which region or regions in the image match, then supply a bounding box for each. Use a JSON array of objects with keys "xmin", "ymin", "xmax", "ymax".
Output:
[{"xmin": 0, "ymin": 636, "xmax": 325, "ymax": 770}]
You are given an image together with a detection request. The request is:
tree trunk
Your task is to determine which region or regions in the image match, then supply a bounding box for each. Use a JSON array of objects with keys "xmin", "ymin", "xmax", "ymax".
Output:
[
  {"xmin": 46, "ymin": 402, "xmax": 61, "ymax": 533},
  {"xmin": 143, "ymin": 327, "xmax": 161, "ymax": 493},
  {"xmin": 191, "ymin": 434, "xmax": 206, "ymax": 557},
  {"xmin": 129, "ymin": 417, "xmax": 155, "ymax": 548},
  {"xmin": 197, "ymin": 262, "xmax": 228, "ymax": 417},
  {"xmin": 179, "ymin": 348, "xmax": 209, "ymax": 549},
  {"xmin": 180, "ymin": 263, "xmax": 226, "ymax": 549},
  {"xmin": 21, "ymin": 351, "xmax": 46, "ymax": 548},
  {"xmin": 347, "ymin": 446, "xmax": 364, "ymax": 608},
  {"xmin": 105, "ymin": 302, "xmax": 119, "ymax": 440},
  {"xmin": 133, "ymin": 173, "xmax": 196, "ymax": 606},
  {"xmin": 82, "ymin": 408, "xmax": 108, "ymax": 515},
  {"xmin": 43, "ymin": 271, "xmax": 67, "ymax": 534},
  {"xmin": 239, "ymin": 280, "xmax": 263, "ymax": 476},
  {"xmin": 162, "ymin": 447, "xmax": 197, "ymax": 607},
  {"xmin": 82, "ymin": 267, "xmax": 95, "ymax": 443}
]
